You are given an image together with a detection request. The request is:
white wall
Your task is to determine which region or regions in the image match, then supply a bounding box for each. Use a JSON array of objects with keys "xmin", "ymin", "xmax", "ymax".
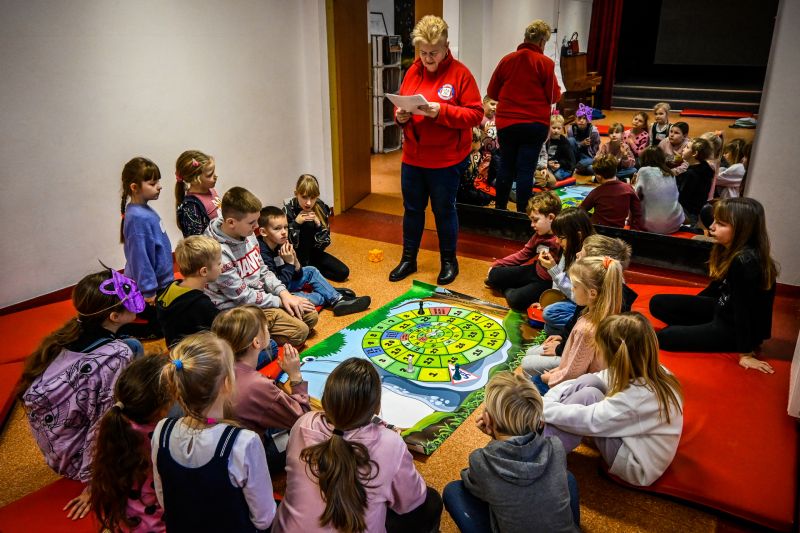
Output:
[
  {"xmin": 455, "ymin": 0, "xmax": 592, "ymax": 94},
  {"xmin": 746, "ymin": 0, "xmax": 800, "ymax": 286},
  {"xmin": 0, "ymin": 0, "xmax": 332, "ymax": 307}
]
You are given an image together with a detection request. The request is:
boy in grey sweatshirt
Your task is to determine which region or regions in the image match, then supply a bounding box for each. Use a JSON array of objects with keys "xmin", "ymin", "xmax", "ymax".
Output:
[{"xmin": 443, "ymin": 372, "xmax": 579, "ymax": 533}]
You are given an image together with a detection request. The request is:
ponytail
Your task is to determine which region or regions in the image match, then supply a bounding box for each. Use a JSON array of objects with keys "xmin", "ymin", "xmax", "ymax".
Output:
[
  {"xmin": 174, "ymin": 150, "xmax": 212, "ymax": 228},
  {"xmin": 91, "ymin": 353, "xmax": 170, "ymax": 532},
  {"xmin": 568, "ymin": 256, "xmax": 623, "ymax": 326},
  {"xmin": 17, "ymin": 319, "xmax": 82, "ymax": 399},
  {"xmin": 300, "ymin": 421, "xmax": 378, "ymax": 532},
  {"xmin": 175, "ymin": 180, "xmax": 187, "ymax": 228}
]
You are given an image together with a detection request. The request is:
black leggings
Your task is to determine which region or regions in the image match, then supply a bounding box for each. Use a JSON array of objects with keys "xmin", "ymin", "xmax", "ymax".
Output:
[
  {"xmin": 487, "ymin": 264, "xmax": 550, "ymax": 311},
  {"xmin": 649, "ymin": 294, "xmax": 739, "ymax": 352},
  {"xmin": 297, "ymin": 224, "xmax": 350, "ymax": 282},
  {"xmin": 385, "ymin": 486, "xmax": 443, "ymax": 533}
]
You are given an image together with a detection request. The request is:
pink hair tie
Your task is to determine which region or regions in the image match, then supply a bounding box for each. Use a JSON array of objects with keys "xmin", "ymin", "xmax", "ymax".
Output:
[
  {"xmin": 175, "ymin": 171, "xmax": 183, "ymax": 182},
  {"xmin": 602, "ymin": 256, "xmax": 613, "ymax": 269},
  {"xmin": 191, "ymin": 158, "xmax": 200, "ymax": 167}
]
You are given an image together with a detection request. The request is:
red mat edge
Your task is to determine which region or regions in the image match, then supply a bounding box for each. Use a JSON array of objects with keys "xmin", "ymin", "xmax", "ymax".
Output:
[{"xmin": 679, "ymin": 108, "xmax": 754, "ymax": 118}]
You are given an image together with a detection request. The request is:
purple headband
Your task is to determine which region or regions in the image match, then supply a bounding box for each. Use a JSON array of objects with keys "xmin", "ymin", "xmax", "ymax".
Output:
[
  {"xmin": 576, "ymin": 103, "xmax": 593, "ymax": 121},
  {"xmin": 99, "ymin": 270, "xmax": 146, "ymax": 314}
]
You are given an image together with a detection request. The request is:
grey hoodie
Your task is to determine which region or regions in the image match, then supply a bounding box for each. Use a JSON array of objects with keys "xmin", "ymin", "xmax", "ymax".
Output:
[
  {"xmin": 203, "ymin": 217, "xmax": 286, "ymax": 309},
  {"xmin": 462, "ymin": 433, "xmax": 578, "ymax": 533}
]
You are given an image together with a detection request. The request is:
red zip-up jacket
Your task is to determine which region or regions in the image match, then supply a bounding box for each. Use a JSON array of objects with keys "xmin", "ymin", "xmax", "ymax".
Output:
[
  {"xmin": 487, "ymin": 42, "xmax": 560, "ymax": 130},
  {"xmin": 396, "ymin": 52, "xmax": 483, "ymax": 168}
]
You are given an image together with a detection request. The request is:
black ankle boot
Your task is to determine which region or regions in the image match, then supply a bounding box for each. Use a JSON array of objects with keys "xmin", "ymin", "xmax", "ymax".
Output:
[
  {"xmin": 437, "ymin": 253, "xmax": 459, "ymax": 285},
  {"xmin": 389, "ymin": 248, "xmax": 418, "ymax": 282}
]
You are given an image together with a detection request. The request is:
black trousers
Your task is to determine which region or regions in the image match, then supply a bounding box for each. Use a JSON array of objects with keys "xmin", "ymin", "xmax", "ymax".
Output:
[
  {"xmin": 487, "ymin": 264, "xmax": 550, "ymax": 311},
  {"xmin": 649, "ymin": 294, "xmax": 739, "ymax": 352},
  {"xmin": 385, "ymin": 486, "xmax": 443, "ymax": 533},
  {"xmin": 297, "ymin": 224, "xmax": 350, "ymax": 282}
]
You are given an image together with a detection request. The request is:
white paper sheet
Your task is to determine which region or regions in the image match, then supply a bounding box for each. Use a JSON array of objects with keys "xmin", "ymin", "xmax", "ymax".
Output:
[{"xmin": 386, "ymin": 93, "xmax": 430, "ymax": 115}]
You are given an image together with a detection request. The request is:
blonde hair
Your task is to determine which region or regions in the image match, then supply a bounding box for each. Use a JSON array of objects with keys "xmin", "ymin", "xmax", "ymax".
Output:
[
  {"xmin": 412, "ymin": 15, "xmax": 448, "ymax": 46},
  {"xmin": 595, "ymin": 313, "xmax": 683, "ymax": 424},
  {"xmin": 161, "ymin": 332, "xmax": 236, "ymax": 423},
  {"xmin": 174, "ymin": 150, "xmax": 214, "ymax": 225},
  {"xmin": 653, "ymin": 102, "xmax": 671, "ymax": 114},
  {"xmin": 524, "ymin": 20, "xmax": 552, "ymax": 43},
  {"xmin": 581, "ymin": 235, "xmax": 632, "ymax": 269},
  {"xmin": 568, "ymin": 256, "xmax": 623, "ymax": 326},
  {"xmin": 550, "ymin": 115, "xmax": 565, "ymax": 127},
  {"xmin": 699, "ymin": 132, "xmax": 722, "ymax": 160},
  {"xmin": 212, "ymin": 306, "xmax": 268, "ymax": 361},
  {"xmin": 175, "ymin": 235, "xmax": 221, "ymax": 276},
  {"xmin": 484, "ymin": 372, "xmax": 543, "ymax": 436},
  {"xmin": 221, "ymin": 186, "xmax": 262, "ymax": 220},
  {"xmin": 295, "ymin": 174, "xmax": 329, "ymax": 229}
]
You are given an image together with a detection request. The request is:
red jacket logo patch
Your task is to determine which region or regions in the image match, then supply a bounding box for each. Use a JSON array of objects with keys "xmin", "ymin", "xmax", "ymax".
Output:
[{"xmin": 438, "ymin": 84, "xmax": 454, "ymax": 100}]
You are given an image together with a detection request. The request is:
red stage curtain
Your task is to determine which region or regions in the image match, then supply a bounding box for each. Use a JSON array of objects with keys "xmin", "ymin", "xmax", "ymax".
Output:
[{"xmin": 587, "ymin": 0, "xmax": 624, "ymax": 109}]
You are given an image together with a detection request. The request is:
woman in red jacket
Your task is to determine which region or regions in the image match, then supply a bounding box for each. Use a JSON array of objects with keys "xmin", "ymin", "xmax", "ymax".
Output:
[
  {"xmin": 488, "ymin": 20, "xmax": 561, "ymax": 213},
  {"xmin": 391, "ymin": 15, "xmax": 483, "ymax": 285}
]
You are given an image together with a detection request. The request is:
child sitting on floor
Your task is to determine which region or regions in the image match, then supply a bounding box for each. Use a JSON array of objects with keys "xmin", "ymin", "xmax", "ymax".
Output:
[
  {"xmin": 156, "ymin": 235, "xmax": 222, "ymax": 347},
  {"xmin": 581, "ymin": 154, "xmax": 643, "ymax": 230},
  {"xmin": 547, "ymin": 114, "xmax": 575, "ymax": 180},
  {"xmin": 699, "ymin": 131, "xmax": 723, "ymax": 202},
  {"xmin": 486, "ymin": 192, "xmax": 562, "ymax": 311},
  {"xmin": 543, "ymin": 312, "xmax": 684, "ymax": 486},
  {"xmin": 526, "ymin": 235, "xmax": 637, "ymax": 377},
  {"xmin": 649, "ymin": 102, "xmax": 672, "ymax": 147},
  {"xmin": 153, "ymin": 332, "xmax": 276, "ymax": 531},
  {"xmin": 567, "ymin": 104, "xmax": 600, "ymax": 174},
  {"xmin": 528, "ymin": 255, "xmax": 624, "ymax": 395},
  {"xmin": 91, "ymin": 354, "xmax": 170, "ymax": 532},
  {"xmin": 18, "ymin": 269, "xmax": 144, "ymax": 519},
  {"xmin": 624, "ymin": 111, "xmax": 650, "ymax": 160},
  {"xmin": 716, "ymin": 139, "xmax": 747, "ymax": 198},
  {"xmin": 633, "ymin": 147, "xmax": 684, "ymax": 234},
  {"xmin": 272, "ymin": 358, "xmax": 443, "ymax": 532},
  {"xmin": 658, "ymin": 122, "xmax": 690, "ymax": 175},
  {"xmin": 284, "ymin": 174, "xmax": 350, "ymax": 282},
  {"xmin": 676, "ymin": 137, "xmax": 714, "ymax": 225},
  {"xmin": 596, "ymin": 123, "xmax": 636, "ymax": 181},
  {"xmin": 443, "ymin": 372, "xmax": 579, "ymax": 533},
  {"xmin": 258, "ymin": 206, "xmax": 370, "ymax": 316},
  {"xmin": 174, "ymin": 150, "xmax": 220, "ymax": 237},
  {"xmin": 537, "ymin": 208, "xmax": 595, "ymax": 335},
  {"xmin": 204, "ymin": 186, "xmax": 318, "ymax": 346}
]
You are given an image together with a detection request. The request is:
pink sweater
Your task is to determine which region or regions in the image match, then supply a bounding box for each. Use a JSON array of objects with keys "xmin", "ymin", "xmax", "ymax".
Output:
[
  {"xmin": 597, "ymin": 140, "xmax": 635, "ymax": 168},
  {"xmin": 658, "ymin": 138, "xmax": 689, "ymax": 175},
  {"xmin": 231, "ymin": 362, "xmax": 310, "ymax": 433},
  {"xmin": 545, "ymin": 315, "xmax": 604, "ymax": 386},
  {"xmin": 623, "ymin": 129, "xmax": 649, "ymax": 157},
  {"xmin": 273, "ymin": 412, "xmax": 427, "ymax": 532}
]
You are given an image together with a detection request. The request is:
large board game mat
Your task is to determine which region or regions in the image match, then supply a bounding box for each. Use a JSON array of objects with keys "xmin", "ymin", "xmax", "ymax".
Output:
[{"xmin": 298, "ymin": 281, "xmax": 533, "ymax": 455}]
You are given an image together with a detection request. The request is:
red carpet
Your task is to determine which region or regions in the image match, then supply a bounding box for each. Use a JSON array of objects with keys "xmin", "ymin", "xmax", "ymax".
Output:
[
  {"xmin": 629, "ymin": 284, "xmax": 798, "ymax": 531},
  {"xmin": 680, "ymin": 108, "xmax": 754, "ymax": 118},
  {"xmin": 0, "ymin": 299, "xmax": 74, "ymax": 364},
  {"xmin": 0, "ymin": 478, "xmax": 97, "ymax": 533}
]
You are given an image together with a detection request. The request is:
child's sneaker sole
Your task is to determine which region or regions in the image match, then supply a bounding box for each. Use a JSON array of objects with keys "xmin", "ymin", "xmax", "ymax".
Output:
[{"xmin": 333, "ymin": 296, "xmax": 371, "ymax": 316}]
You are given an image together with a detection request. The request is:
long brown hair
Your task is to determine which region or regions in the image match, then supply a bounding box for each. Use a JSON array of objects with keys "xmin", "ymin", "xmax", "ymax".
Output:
[
  {"xmin": 211, "ymin": 305, "xmax": 267, "ymax": 361},
  {"xmin": 174, "ymin": 150, "xmax": 213, "ymax": 227},
  {"xmin": 709, "ymin": 198, "xmax": 778, "ymax": 290},
  {"xmin": 295, "ymin": 174, "xmax": 329, "ymax": 229},
  {"xmin": 639, "ymin": 146, "xmax": 671, "ymax": 177},
  {"xmin": 568, "ymin": 256, "xmax": 623, "ymax": 326},
  {"xmin": 91, "ymin": 353, "xmax": 171, "ymax": 531},
  {"xmin": 596, "ymin": 313, "xmax": 683, "ymax": 424},
  {"xmin": 17, "ymin": 271, "xmax": 127, "ymax": 399},
  {"xmin": 300, "ymin": 358, "xmax": 381, "ymax": 533},
  {"xmin": 550, "ymin": 207, "xmax": 595, "ymax": 269},
  {"xmin": 120, "ymin": 157, "xmax": 161, "ymax": 243}
]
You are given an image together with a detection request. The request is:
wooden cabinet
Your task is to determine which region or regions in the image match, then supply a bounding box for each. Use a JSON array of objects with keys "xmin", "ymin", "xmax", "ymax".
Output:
[{"xmin": 559, "ymin": 53, "xmax": 602, "ymax": 118}]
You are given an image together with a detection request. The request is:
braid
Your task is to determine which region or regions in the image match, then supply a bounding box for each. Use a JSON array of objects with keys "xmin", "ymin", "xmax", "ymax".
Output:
[{"xmin": 120, "ymin": 192, "xmax": 128, "ymax": 244}]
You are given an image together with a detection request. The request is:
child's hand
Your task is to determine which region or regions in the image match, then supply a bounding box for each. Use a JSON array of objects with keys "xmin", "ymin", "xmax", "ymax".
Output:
[
  {"xmin": 396, "ymin": 109, "xmax": 411, "ymax": 124},
  {"xmin": 475, "ymin": 411, "xmax": 492, "ymax": 437},
  {"xmin": 309, "ymin": 212, "xmax": 321, "ymax": 227},
  {"xmin": 549, "ymin": 160, "xmax": 560, "ymax": 170},
  {"xmin": 739, "ymin": 353, "xmax": 774, "ymax": 374},
  {"xmin": 538, "ymin": 250, "xmax": 556, "ymax": 270},
  {"xmin": 144, "ymin": 296, "xmax": 156, "ymax": 306},
  {"xmin": 541, "ymin": 340, "xmax": 560, "ymax": 356},
  {"xmin": 540, "ymin": 372, "xmax": 550, "ymax": 384},
  {"xmin": 280, "ymin": 292, "xmax": 316, "ymax": 318},
  {"xmin": 530, "ymin": 302, "xmax": 542, "ymax": 310},
  {"xmin": 63, "ymin": 486, "xmax": 91, "ymax": 520},
  {"xmin": 581, "ymin": 137, "xmax": 591, "ymax": 146},
  {"xmin": 280, "ymin": 344, "xmax": 303, "ymax": 383},
  {"xmin": 279, "ymin": 242, "xmax": 296, "ymax": 265}
]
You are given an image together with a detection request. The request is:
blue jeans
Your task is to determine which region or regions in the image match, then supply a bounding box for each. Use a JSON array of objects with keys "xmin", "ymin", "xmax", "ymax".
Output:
[
  {"xmin": 543, "ymin": 300, "xmax": 577, "ymax": 336},
  {"xmin": 495, "ymin": 123, "xmax": 549, "ymax": 212},
  {"xmin": 401, "ymin": 159, "xmax": 467, "ymax": 253},
  {"xmin": 256, "ymin": 340, "xmax": 280, "ymax": 370},
  {"xmin": 553, "ymin": 167, "xmax": 572, "ymax": 180},
  {"xmin": 568, "ymin": 138, "xmax": 595, "ymax": 173},
  {"xmin": 287, "ymin": 266, "xmax": 340, "ymax": 307},
  {"xmin": 617, "ymin": 166, "xmax": 636, "ymax": 181},
  {"xmin": 121, "ymin": 338, "xmax": 144, "ymax": 359},
  {"xmin": 443, "ymin": 474, "xmax": 580, "ymax": 532}
]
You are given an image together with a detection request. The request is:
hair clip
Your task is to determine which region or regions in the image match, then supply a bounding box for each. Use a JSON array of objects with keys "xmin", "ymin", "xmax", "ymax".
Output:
[
  {"xmin": 602, "ymin": 256, "xmax": 613, "ymax": 269},
  {"xmin": 551, "ymin": 108, "xmax": 561, "ymax": 116},
  {"xmin": 191, "ymin": 158, "xmax": 200, "ymax": 167},
  {"xmin": 98, "ymin": 269, "xmax": 146, "ymax": 314},
  {"xmin": 173, "ymin": 359, "xmax": 183, "ymax": 370},
  {"xmin": 114, "ymin": 401, "xmax": 124, "ymax": 411}
]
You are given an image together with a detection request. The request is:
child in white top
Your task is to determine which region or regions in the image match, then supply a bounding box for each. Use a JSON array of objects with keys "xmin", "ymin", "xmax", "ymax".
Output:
[
  {"xmin": 152, "ymin": 332, "xmax": 275, "ymax": 531},
  {"xmin": 716, "ymin": 139, "xmax": 748, "ymax": 198},
  {"xmin": 543, "ymin": 312, "xmax": 684, "ymax": 486}
]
